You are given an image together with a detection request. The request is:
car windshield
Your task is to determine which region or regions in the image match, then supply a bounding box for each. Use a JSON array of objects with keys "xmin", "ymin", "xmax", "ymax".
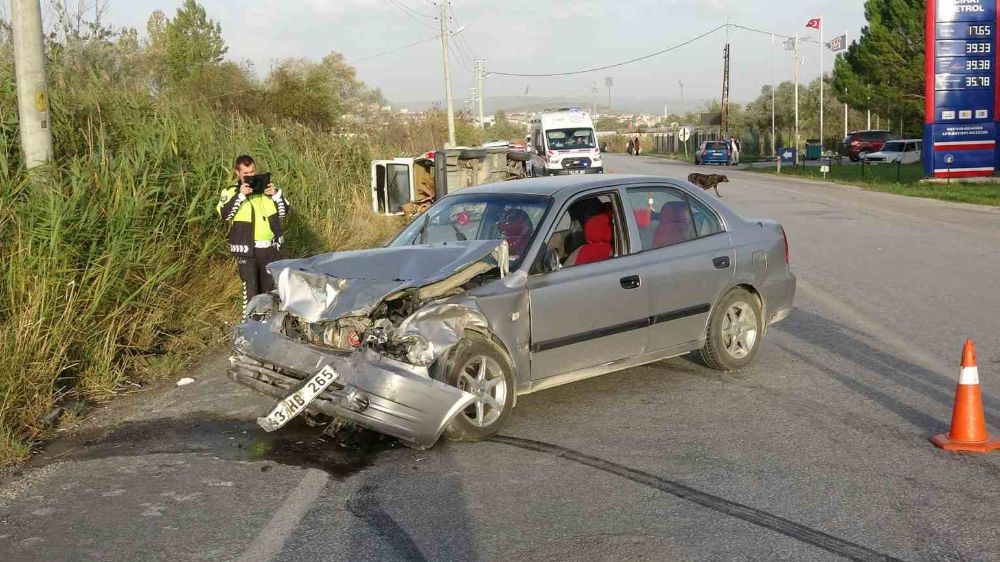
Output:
[
  {"xmin": 389, "ymin": 193, "xmax": 551, "ymax": 267},
  {"xmin": 881, "ymin": 141, "xmax": 904, "ymax": 152},
  {"xmin": 546, "ymin": 128, "xmax": 596, "ymax": 150},
  {"xmin": 705, "ymin": 142, "xmax": 728, "ymax": 149}
]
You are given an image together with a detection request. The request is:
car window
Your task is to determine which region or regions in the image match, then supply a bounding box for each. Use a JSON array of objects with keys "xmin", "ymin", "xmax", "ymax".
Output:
[
  {"xmin": 545, "ymin": 128, "xmax": 596, "ymax": 150},
  {"xmin": 861, "ymin": 131, "xmax": 886, "ymax": 141},
  {"xmin": 626, "ymin": 188, "xmax": 699, "ymax": 251},
  {"xmin": 705, "ymin": 141, "xmax": 728, "ymax": 149},
  {"xmin": 541, "ymin": 193, "xmax": 621, "ymax": 270},
  {"xmin": 688, "ymin": 196, "xmax": 724, "ymax": 238},
  {"xmin": 882, "ymin": 141, "xmax": 904, "ymax": 152},
  {"xmin": 390, "ymin": 193, "xmax": 550, "ymax": 268}
]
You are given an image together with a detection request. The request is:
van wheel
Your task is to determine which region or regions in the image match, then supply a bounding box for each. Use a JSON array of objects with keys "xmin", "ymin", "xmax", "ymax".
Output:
[
  {"xmin": 698, "ymin": 289, "xmax": 764, "ymax": 371},
  {"xmin": 439, "ymin": 332, "xmax": 515, "ymax": 442}
]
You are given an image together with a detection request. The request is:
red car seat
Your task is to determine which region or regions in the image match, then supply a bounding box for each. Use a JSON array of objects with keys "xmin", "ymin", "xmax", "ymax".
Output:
[
  {"xmin": 498, "ymin": 208, "xmax": 534, "ymax": 256},
  {"xmin": 652, "ymin": 201, "xmax": 694, "ymax": 248},
  {"xmin": 574, "ymin": 212, "xmax": 613, "ymax": 265}
]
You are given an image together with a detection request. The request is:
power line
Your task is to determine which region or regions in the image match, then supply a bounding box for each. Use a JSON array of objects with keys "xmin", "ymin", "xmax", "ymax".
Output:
[
  {"xmin": 490, "ymin": 25, "xmax": 727, "ymax": 77},
  {"xmin": 385, "ymin": 0, "xmax": 438, "ymax": 30},
  {"xmin": 349, "ymin": 34, "xmax": 440, "ymax": 64}
]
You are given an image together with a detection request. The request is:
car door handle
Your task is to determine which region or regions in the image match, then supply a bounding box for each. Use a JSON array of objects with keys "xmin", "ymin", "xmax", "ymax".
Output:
[
  {"xmin": 713, "ymin": 256, "xmax": 731, "ymax": 269},
  {"xmin": 620, "ymin": 275, "xmax": 641, "ymax": 289}
]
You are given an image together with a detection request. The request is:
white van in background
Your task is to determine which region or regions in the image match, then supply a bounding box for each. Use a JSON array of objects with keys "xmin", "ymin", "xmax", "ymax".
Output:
[{"xmin": 528, "ymin": 108, "xmax": 603, "ymax": 176}]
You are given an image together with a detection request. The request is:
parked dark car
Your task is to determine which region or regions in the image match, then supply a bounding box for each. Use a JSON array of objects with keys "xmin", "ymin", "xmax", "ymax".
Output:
[{"xmin": 842, "ymin": 130, "xmax": 898, "ymax": 162}]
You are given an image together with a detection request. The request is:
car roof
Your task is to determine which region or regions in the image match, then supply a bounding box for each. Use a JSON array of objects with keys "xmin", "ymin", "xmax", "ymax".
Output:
[{"xmin": 449, "ymin": 175, "xmax": 679, "ymax": 198}]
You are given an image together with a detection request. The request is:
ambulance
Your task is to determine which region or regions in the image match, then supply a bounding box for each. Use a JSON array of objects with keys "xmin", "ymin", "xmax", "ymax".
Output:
[{"xmin": 528, "ymin": 108, "xmax": 603, "ymax": 176}]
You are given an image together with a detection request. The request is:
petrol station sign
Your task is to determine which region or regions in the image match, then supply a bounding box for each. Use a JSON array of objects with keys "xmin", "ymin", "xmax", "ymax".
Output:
[{"xmin": 924, "ymin": 0, "xmax": 999, "ymax": 177}]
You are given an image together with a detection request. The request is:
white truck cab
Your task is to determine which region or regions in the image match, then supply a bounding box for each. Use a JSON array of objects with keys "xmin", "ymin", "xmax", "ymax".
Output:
[{"xmin": 528, "ymin": 108, "xmax": 603, "ymax": 176}]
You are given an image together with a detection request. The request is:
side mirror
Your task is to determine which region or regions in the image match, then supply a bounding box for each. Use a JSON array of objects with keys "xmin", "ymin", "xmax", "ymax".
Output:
[{"xmin": 543, "ymin": 247, "xmax": 562, "ymax": 273}]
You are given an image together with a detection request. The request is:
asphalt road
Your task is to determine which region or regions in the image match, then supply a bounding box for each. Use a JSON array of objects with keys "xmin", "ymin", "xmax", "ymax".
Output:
[{"xmin": 3, "ymin": 154, "xmax": 1000, "ymax": 562}]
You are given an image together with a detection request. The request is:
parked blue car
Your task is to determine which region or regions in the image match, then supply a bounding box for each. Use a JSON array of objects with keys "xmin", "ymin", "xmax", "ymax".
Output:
[{"xmin": 694, "ymin": 141, "xmax": 732, "ymax": 165}]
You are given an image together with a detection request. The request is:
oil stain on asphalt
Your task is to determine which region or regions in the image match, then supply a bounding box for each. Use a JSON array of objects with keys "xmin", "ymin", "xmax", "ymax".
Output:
[{"xmin": 28, "ymin": 413, "xmax": 398, "ymax": 478}]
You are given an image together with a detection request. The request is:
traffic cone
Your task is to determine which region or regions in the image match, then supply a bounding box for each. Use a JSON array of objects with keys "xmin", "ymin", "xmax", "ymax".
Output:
[{"xmin": 930, "ymin": 339, "xmax": 1000, "ymax": 452}]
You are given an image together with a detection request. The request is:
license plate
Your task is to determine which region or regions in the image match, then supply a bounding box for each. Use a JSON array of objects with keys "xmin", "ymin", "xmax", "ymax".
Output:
[
  {"xmin": 257, "ymin": 365, "xmax": 339, "ymax": 432},
  {"xmin": 570, "ymin": 170, "xmax": 585, "ymax": 175}
]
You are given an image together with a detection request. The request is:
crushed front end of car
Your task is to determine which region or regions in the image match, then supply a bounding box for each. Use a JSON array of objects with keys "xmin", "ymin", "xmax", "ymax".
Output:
[{"xmin": 228, "ymin": 240, "xmax": 508, "ymax": 449}]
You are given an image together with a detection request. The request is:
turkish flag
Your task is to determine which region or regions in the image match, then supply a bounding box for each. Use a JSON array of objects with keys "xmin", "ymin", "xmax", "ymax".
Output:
[{"xmin": 806, "ymin": 18, "xmax": 821, "ymax": 29}]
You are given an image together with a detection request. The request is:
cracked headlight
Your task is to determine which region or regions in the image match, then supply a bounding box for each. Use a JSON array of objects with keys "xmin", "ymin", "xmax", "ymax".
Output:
[{"xmin": 401, "ymin": 334, "xmax": 434, "ymax": 367}]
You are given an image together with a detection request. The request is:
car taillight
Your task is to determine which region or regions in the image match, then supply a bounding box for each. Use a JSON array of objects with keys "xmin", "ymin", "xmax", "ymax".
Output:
[
  {"xmin": 851, "ymin": 140, "xmax": 861, "ymax": 146},
  {"xmin": 780, "ymin": 226, "xmax": 790, "ymax": 264}
]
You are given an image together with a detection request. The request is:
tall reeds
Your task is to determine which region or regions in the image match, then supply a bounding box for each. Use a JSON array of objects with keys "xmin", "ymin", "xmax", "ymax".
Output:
[{"xmin": 0, "ymin": 83, "xmax": 399, "ymax": 462}]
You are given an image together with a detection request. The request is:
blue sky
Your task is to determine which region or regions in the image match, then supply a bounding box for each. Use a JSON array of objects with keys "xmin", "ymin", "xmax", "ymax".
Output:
[{"xmin": 103, "ymin": 0, "xmax": 868, "ymax": 110}]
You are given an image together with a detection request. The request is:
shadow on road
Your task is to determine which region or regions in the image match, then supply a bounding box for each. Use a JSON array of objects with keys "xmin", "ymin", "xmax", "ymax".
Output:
[{"xmin": 774, "ymin": 309, "xmax": 999, "ymax": 428}]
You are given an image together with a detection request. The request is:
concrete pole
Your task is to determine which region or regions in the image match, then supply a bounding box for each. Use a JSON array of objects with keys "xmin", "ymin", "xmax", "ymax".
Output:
[
  {"xmin": 476, "ymin": 59, "xmax": 485, "ymax": 129},
  {"xmin": 793, "ymin": 34, "xmax": 800, "ymax": 154},
  {"xmin": 11, "ymin": 0, "xmax": 53, "ymax": 167},
  {"xmin": 819, "ymin": 17, "xmax": 824, "ymax": 151},
  {"xmin": 438, "ymin": 2, "xmax": 456, "ymax": 147},
  {"xmin": 770, "ymin": 34, "xmax": 775, "ymax": 156}
]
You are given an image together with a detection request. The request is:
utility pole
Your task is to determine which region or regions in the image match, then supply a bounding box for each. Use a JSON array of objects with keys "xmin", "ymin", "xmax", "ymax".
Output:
[
  {"xmin": 819, "ymin": 16, "xmax": 824, "ymax": 152},
  {"xmin": 793, "ymin": 34, "xmax": 800, "ymax": 154},
  {"xmin": 592, "ymin": 83, "xmax": 598, "ymax": 116},
  {"xmin": 605, "ymin": 76, "xmax": 613, "ymax": 112},
  {"xmin": 770, "ymin": 34, "xmax": 776, "ymax": 156},
  {"xmin": 475, "ymin": 59, "xmax": 485, "ymax": 129},
  {"xmin": 844, "ymin": 86, "xmax": 849, "ymax": 137},
  {"xmin": 12, "ymin": 0, "xmax": 53, "ymax": 168},
  {"xmin": 721, "ymin": 43, "xmax": 731, "ymax": 135},
  {"xmin": 438, "ymin": 2, "xmax": 456, "ymax": 147},
  {"xmin": 678, "ymin": 80, "xmax": 684, "ymax": 108}
]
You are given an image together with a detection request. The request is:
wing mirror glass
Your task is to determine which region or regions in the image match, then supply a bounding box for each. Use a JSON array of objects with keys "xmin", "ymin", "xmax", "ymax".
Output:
[{"xmin": 543, "ymin": 246, "xmax": 562, "ymax": 273}]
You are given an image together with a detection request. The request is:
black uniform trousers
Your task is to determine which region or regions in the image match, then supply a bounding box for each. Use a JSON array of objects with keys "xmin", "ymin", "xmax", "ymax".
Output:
[{"xmin": 237, "ymin": 246, "xmax": 279, "ymax": 306}]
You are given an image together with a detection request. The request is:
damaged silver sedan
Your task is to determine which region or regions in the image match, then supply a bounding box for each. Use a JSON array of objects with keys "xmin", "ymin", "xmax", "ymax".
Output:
[{"xmin": 229, "ymin": 175, "xmax": 796, "ymax": 448}]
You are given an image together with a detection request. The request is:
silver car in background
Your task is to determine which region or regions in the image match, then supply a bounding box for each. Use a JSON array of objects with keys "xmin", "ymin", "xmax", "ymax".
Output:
[
  {"xmin": 862, "ymin": 139, "xmax": 922, "ymax": 164},
  {"xmin": 229, "ymin": 175, "xmax": 796, "ymax": 448}
]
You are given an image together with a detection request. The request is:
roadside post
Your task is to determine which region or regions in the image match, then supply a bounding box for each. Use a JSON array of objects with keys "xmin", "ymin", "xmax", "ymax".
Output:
[
  {"xmin": 778, "ymin": 147, "xmax": 795, "ymax": 175},
  {"xmin": 820, "ymin": 163, "xmax": 830, "ymax": 180},
  {"xmin": 923, "ymin": 0, "xmax": 998, "ymax": 179},
  {"xmin": 679, "ymin": 126, "xmax": 691, "ymax": 160}
]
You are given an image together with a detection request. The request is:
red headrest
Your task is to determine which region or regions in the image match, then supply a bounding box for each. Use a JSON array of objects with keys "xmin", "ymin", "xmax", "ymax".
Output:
[
  {"xmin": 659, "ymin": 201, "xmax": 690, "ymax": 224},
  {"xmin": 584, "ymin": 212, "xmax": 612, "ymax": 244},
  {"xmin": 499, "ymin": 208, "xmax": 533, "ymax": 237},
  {"xmin": 633, "ymin": 208, "xmax": 652, "ymax": 228}
]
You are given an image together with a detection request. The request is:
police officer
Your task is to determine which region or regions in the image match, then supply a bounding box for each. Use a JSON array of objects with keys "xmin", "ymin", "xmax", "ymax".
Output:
[{"xmin": 216, "ymin": 155, "xmax": 290, "ymax": 307}]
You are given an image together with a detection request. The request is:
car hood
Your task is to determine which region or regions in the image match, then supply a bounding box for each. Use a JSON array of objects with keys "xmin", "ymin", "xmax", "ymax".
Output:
[{"xmin": 268, "ymin": 240, "xmax": 508, "ymax": 323}]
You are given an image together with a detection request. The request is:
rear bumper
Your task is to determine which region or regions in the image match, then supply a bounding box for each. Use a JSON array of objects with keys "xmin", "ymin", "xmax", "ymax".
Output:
[
  {"xmin": 230, "ymin": 313, "xmax": 475, "ymax": 449},
  {"xmin": 762, "ymin": 271, "xmax": 796, "ymax": 328}
]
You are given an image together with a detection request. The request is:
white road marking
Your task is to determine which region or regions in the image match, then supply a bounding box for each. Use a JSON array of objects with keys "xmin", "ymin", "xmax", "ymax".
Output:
[{"xmin": 236, "ymin": 468, "xmax": 329, "ymax": 562}]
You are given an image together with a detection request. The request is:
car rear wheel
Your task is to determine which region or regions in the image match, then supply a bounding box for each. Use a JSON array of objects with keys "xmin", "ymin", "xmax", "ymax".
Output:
[
  {"xmin": 698, "ymin": 288, "xmax": 764, "ymax": 371},
  {"xmin": 440, "ymin": 331, "xmax": 515, "ymax": 442}
]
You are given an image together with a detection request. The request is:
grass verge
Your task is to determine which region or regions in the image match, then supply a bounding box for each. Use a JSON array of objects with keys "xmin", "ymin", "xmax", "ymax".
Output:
[{"xmin": 748, "ymin": 162, "xmax": 1000, "ymax": 207}]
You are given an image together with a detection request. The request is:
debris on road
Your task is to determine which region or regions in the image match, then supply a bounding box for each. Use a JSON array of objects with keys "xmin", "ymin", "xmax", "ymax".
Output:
[{"xmin": 176, "ymin": 378, "xmax": 195, "ymax": 386}]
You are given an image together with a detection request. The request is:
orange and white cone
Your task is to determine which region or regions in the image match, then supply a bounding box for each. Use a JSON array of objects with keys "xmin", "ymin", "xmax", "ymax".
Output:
[{"xmin": 930, "ymin": 339, "xmax": 1000, "ymax": 452}]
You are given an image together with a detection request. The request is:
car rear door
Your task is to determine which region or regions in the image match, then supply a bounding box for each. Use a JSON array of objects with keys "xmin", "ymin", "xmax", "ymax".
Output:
[
  {"xmin": 526, "ymin": 190, "xmax": 650, "ymax": 380},
  {"xmin": 623, "ymin": 185, "xmax": 735, "ymax": 351}
]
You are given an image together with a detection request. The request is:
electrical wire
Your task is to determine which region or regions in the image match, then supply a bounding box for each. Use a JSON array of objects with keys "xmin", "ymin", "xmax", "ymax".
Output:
[
  {"xmin": 489, "ymin": 24, "xmax": 727, "ymax": 77},
  {"xmin": 349, "ymin": 34, "xmax": 441, "ymax": 64},
  {"xmin": 385, "ymin": 0, "xmax": 438, "ymax": 30}
]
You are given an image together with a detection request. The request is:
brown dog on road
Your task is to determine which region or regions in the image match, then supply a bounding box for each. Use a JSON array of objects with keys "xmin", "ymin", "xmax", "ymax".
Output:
[{"xmin": 687, "ymin": 173, "xmax": 728, "ymax": 197}]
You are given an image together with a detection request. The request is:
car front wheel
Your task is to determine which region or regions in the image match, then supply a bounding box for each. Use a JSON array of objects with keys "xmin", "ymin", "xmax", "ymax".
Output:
[
  {"xmin": 697, "ymin": 288, "xmax": 764, "ymax": 371},
  {"xmin": 440, "ymin": 331, "xmax": 515, "ymax": 442}
]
